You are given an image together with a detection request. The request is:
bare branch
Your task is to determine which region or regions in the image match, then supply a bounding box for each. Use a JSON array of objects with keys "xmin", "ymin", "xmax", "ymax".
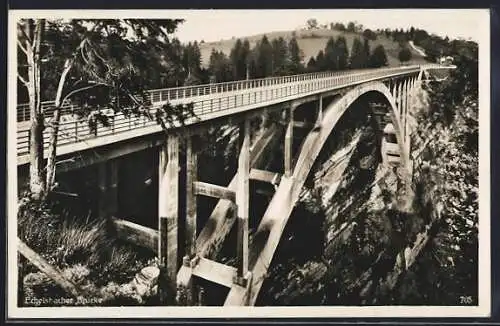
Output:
[
  {"xmin": 17, "ymin": 21, "xmax": 32, "ymax": 43},
  {"xmin": 17, "ymin": 40, "xmax": 28, "ymax": 56},
  {"xmin": 61, "ymin": 83, "xmax": 109, "ymax": 104},
  {"xmin": 125, "ymin": 90, "xmax": 142, "ymax": 106},
  {"xmin": 17, "ymin": 74, "xmax": 29, "ymax": 86}
]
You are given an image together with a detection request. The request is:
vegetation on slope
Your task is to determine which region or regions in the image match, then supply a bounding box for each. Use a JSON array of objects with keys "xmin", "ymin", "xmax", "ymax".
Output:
[
  {"xmin": 18, "ymin": 197, "xmax": 157, "ymax": 306},
  {"xmin": 199, "ymin": 26, "xmax": 427, "ymax": 68}
]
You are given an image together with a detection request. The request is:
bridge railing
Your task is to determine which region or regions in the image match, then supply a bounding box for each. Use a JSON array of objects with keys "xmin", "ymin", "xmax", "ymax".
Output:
[
  {"xmin": 17, "ymin": 70, "xmax": 341, "ymax": 122},
  {"xmin": 16, "ymin": 64, "xmax": 443, "ymax": 123},
  {"xmin": 16, "ymin": 65, "xmax": 426, "ymax": 158}
]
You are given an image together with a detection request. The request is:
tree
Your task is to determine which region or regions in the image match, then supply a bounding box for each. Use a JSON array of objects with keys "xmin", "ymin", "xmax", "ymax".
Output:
[
  {"xmin": 349, "ymin": 37, "xmax": 368, "ymax": 69},
  {"xmin": 347, "ymin": 22, "xmax": 356, "ymax": 33},
  {"xmin": 182, "ymin": 41, "xmax": 202, "ymax": 83},
  {"xmin": 229, "ymin": 38, "xmax": 251, "ymax": 80},
  {"xmin": 306, "ymin": 18, "xmax": 318, "ymax": 30},
  {"xmin": 324, "ymin": 37, "xmax": 337, "ymax": 70},
  {"xmin": 332, "ymin": 22, "xmax": 346, "ymax": 31},
  {"xmin": 256, "ymin": 35, "xmax": 273, "ymax": 78},
  {"xmin": 315, "ymin": 50, "xmax": 327, "ymax": 72},
  {"xmin": 17, "ymin": 19, "xmax": 186, "ymax": 199},
  {"xmin": 271, "ymin": 37, "xmax": 289, "ymax": 76},
  {"xmin": 409, "ymin": 26, "xmax": 416, "ymax": 40},
  {"xmin": 335, "ymin": 36, "xmax": 349, "ymax": 70},
  {"xmin": 413, "ymin": 29, "xmax": 430, "ymax": 46},
  {"xmin": 362, "ymin": 29, "xmax": 377, "ymax": 41},
  {"xmin": 363, "ymin": 38, "xmax": 371, "ymax": 64},
  {"xmin": 208, "ymin": 49, "xmax": 233, "ymax": 82},
  {"xmin": 229, "ymin": 38, "xmax": 243, "ymax": 79},
  {"xmin": 369, "ymin": 45, "xmax": 388, "ymax": 68},
  {"xmin": 398, "ymin": 47, "xmax": 413, "ymax": 63},
  {"xmin": 306, "ymin": 57, "xmax": 317, "ymax": 72},
  {"xmin": 242, "ymin": 39, "xmax": 251, "ymax": 79},
  {"xmin": 287, "ymin": 37, "xmax": 303, "ymax": 74},
  {"xmin": 245, "ymin": 45, "xmax": 261, "ymax": 80}
]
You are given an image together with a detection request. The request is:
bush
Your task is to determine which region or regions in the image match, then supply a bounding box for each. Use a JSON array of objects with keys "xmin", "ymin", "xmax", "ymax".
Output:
[
  {"xmin": 18, "ymin": 196, "xmax": 152, "ymax": 305},
  {"xmin": 398, "ymin": 47, "xmax": 413, "ymax": 63}
]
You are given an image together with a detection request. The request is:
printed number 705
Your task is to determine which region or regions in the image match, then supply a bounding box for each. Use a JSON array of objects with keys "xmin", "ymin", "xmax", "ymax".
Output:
[{"xmin": 460, "ymin": 296, "xmax": 473, "ymax": 304}]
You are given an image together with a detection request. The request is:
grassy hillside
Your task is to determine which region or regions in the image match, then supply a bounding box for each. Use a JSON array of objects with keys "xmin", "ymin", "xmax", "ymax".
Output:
[{"xmin": 199, "ymin": 28, "xmax": 428, "ymax": 68}]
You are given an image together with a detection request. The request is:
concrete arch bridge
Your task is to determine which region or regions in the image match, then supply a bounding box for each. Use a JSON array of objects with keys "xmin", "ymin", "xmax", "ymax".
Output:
[{"xmin": 15, "ymin": 64, "xmax": 454, "ymax": 305}]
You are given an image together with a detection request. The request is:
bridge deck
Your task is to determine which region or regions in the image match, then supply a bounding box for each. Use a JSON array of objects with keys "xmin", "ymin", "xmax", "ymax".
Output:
[{"xmin": 16, "ymin": 64, "xmax": 450, "ymax": 165}]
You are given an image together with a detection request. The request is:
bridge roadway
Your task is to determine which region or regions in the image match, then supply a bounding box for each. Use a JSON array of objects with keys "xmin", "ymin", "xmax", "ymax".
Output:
[{"xmin": 16, "ymin": 64, "xmax": 448, "ymax": 166}]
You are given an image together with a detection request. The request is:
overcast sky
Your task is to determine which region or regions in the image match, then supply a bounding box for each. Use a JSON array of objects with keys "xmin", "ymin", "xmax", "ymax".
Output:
[{"xmin": 170, "ymin": 9, "xmax": 487, "ymax": 43}]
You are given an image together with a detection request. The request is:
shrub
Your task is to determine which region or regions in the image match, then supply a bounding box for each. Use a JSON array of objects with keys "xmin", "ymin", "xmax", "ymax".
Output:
[{"xmin": 18, "ymin": 196, "xmax": 150, "ymax": 305}]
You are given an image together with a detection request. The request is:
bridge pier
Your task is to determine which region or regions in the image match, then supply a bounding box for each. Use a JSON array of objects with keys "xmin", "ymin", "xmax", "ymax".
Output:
[
  {"xmin": 176, "ymin": 134, "xmax": 198, "ymax": 305},
  {"xmin": 158, "ymin": 134, "xmax": 180, "ymax": 303},
  {"xmin": 397, "ymin": 82, "xmax": 403, "ymax": 117},
  {"xmin": 185, "ymin": 135, "xmax": 197, "ymax": 261},
  {"xmin": 314, "ymin": 96, "xmax": 323, "ymax": 129},
  {"xmin": 284, "ymin": 105, "xmax": 294, "ymax": 178},
  {"xmin": 403, "ymin": 80, "xmax": 408, "ymax": 140},
  {"xmin": 97, "ymin": 159, "xmax": 119, "ymax": 219},
  {"xmin": 235, "ymin": 119, "xmax": 251, "ymax": 286}
]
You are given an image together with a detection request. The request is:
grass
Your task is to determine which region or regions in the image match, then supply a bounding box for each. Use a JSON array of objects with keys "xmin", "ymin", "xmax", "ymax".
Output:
[
  {"xmin": 18, "ymin": 196, "xmax": 154, "ymax": 305},
  {"xmin": 198, "ymin": 28, "xmax": 428, "ymax": 68}
]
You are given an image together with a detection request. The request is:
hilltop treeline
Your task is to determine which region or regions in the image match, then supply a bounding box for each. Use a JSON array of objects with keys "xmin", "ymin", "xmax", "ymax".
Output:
[
  {"xmin": 208, "ymin": 34, "xmax": 390, "ymax": 83},
  {"xmin": 327, "ymin": 20, "xmax": 463, "ymax": 63}
]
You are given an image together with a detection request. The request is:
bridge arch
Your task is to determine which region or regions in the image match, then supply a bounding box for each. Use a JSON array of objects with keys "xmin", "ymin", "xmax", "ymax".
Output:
[
  {"xmin": 225, "ymin": 80, "xmax": 415, "ymax": 306},
  {"xmin": 292, "ymin": 81, "xmax": 411, "ymax": 181}
]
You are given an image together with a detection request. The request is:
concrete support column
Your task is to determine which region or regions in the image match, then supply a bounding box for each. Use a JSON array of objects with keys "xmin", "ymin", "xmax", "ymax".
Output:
[
  {"xmin": 314, "ymin": 96, "xmax": 323, "ymax": 129},
  {"xmin": 402, "ymin": 80, "xmax": 408, "ymax": 140},
  {"xmin": 97, "ymin": 162, "xmax": 107, "ymax": 219},
  {"xmin": 97, "ymin": 160, "xmax": 119, "ymax": 219},
  {"xmin": 398, "ymin": 82, "xmax": 403, "ymax": 117},
  {"xmin": 284, "ymin": 105, "xmax": 294, "ymax": 178},
  {"xmin": 185, "ymin": 135, "xmax": 197, "ymax": 259},
  {"xmin": 108, "ymin": 159, "xmax": 119, "ymax": 217},
  {"xmin": 235, "ymin": 119, "xmax": 251, "ymax": 285},
  {"xmin": 390, "ymin": 83, "xmax": 397, "ymax": 106},
  {"xmin": 177, "ymin": 134, "xmax": 198, "ymax": 306},
  {"xmin": 393, "ymin": 82, "xmax": 399, "ymax": 114},
  {"xmin": 158, "ymin": 134, "xmax": 180, "ymax": 302}
]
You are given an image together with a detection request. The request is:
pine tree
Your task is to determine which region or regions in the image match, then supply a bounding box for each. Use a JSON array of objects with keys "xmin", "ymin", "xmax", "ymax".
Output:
[
  {"xmin": 349, "ymin": 37, "xmax": 367, "ymax": 69},
  {"xmin": 335, "ymin": 36, "xmax": 349, "ymax": 70},
  {"xmin": 182, "ymin": 41, "xmax": 202, "ymax": 83},
  {"xmin": 315, "ymin": 50, "xmax": 326, "ymax": 71},
  {"xmin": 209, "ymin": 49, "xmax": 233, "ymax": 82},
  {"xmin": 229, "ymin": 38, "xmax": 251, "ymax": 80},
  {"xmin": 324, "ymin": 37, "xmax": 337, "ymax": 70},
  {"xmin": 306, "ymin": 57, "xmax": 317, "ymax": 72},
  {"xmin": 256, "ymin": 35, "xmax": 273, "ymax": 78},
  {"xmin": 398, "ymin": 47, "xmax": 413, "ymax": 64},
  {"xmin": 369, "ymin": 45, "xmax": 388, "ymax": 68},
  {"xmin": 271, "ymin": 37, "xmax": 289, "ymax": 76},
  {"xmin": 363, "ymin": 38, "xmax": 371, "ymax": 65},
  {"xmin": 229, "ymin": 38, "xmax": 243, "ymax": 79},
  {"xmin": 288, "ymin": 37, "xmax": 303, "ymax": 74},
  {"xmin": 242, "ymin": 39, "xmax": 251, "ymax": 79}
]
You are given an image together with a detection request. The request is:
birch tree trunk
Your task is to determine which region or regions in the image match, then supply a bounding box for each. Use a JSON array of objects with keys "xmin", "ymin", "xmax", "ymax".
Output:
[
  {"xmin": 27, "ymin": 19, "xmax": 46, "ymax": 199},
  {"xmin": 45, "ymin": 59, "xmax": 72, "ymax": 190}
]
